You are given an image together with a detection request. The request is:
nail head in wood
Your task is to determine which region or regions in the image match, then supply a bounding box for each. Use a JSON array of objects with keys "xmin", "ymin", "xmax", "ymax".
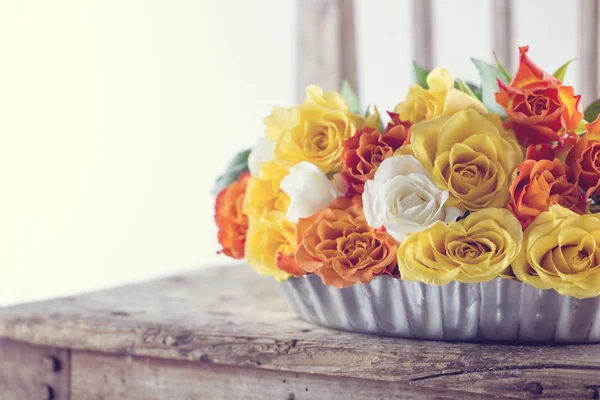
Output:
[
  {"xmin": 40, "ymin": 383, "xmax": 55, "ymax": 400},
  {"xmin": 42, "ymin": 355, "xmax": 62, "ymax": 373}
]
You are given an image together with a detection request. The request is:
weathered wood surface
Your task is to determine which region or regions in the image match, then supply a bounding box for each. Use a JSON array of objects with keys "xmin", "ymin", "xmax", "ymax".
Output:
[
  {"xmin": 71, "ymin": 350, "xmax": 487, "ymax": 400},
  {"xmin": 0, "ymin": 338, "xmax": 70, "ymax": 400},
  {"xmin": 296, "ymin": 0, "xmax": 358, "ymax": 102},
  {"xmin": 2, "ymin": 265, "xmax": 600, "ymax": 398},
  {"xmin": 492, "ymin": 0, "xmax": 513, "ymax": 74},
  {"xmin": 580, "ymin": 0, "xmax": 600, "ymax": 107},
  {"xmin": 412, "ymin": 0, "xmax": 434, "ymax": 70}
]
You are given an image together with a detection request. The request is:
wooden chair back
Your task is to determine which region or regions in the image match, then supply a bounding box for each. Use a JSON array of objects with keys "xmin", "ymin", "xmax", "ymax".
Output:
[{"xmin": 296, "ymin": 0, "xmax": 600, "ymax": 107}]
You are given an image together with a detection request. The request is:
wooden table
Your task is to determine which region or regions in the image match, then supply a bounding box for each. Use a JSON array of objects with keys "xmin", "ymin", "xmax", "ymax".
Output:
[{"xmin": 1, "ymin": 266, "xmax": 600, "ymax": 399}]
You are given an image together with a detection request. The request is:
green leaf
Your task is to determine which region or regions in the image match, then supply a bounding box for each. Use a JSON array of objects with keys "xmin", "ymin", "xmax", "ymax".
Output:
[
  {"xmin": 492, "ymin": 51, "xmax": 511, "ymax": 83},
  {"xmin": 457, "ymin": 78, "xmax": 478, "ymax": 99},
  {"xmin": 466, "ymin": 81, "xmax": 483, "ymax": 100},
  {"xmin": 584, "ymin": 99, "xmax": 600, "ymax": 124},
  {"xmin": 471, "ymin": 58, "xmax": 510, "ymax": 116},
  {"xmin": 341, "ymin": 80, "xmax": 361, "ymax": 114},
  {"xmin": 575, "ymin": 118, "xmax": 588, "ymax": 136},
  {"xmin": 454, "ymin": 80, "xmax": 483, "ymax": 100},
  {"xmin": 363, "ymin": 104, "xmax": 371, "ymax": 118},
  {"xmin": 212, "ymin": 149, "xmax": 251, "ymax": 194},
  {"xmin": 413, "ymin": 62, "xmax": 430, "ymax": 88},
  {"xmin": 553, "ymin": 59, "xmax": 576, "ymax": 82}
]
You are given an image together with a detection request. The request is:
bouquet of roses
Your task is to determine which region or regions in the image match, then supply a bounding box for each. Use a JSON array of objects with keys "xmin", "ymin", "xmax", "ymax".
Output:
[{"xmin": 214, "ymin": 46, "xmax": 600, "ymax": 300}]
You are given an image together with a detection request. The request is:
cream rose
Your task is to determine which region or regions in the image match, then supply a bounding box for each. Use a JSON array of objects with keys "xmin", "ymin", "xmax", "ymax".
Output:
[
  {"xmin": 280, "ymin": 161, "xmax": 342, "ymax": 222},
  {"xmin": 362, "ymin": 155, "xmax": 462, "ymax": 243}
]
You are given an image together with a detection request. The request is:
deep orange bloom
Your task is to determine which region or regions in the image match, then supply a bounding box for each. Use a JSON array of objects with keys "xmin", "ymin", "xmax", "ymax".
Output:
[
  {"xmin": 525, "ymin": 133, "xmax": 577, "ymax": 162},
  {"xmin": 567, "ymin": 117, "xmax": 600, "ymax": 197},
  {"xmin": 295, "ymin": 196, "xmax": 397, "ymax": 288},
  {"xmin": 214, "ymin": 172, "xmax": 250, "ymax": 259},
  {"xmin": 506, "ymin": 159, "xmax": 586, "ymax": 228},
  {"xmin": 495, "ymin": 46, "xmax": 583, "ymax": 147},
  {"xmin": 384, "ymin": 112, "xmax": 412, "ymax": 139},
  {"xmin": 340, "ymin": 114, "xmax": 410, "ymax": 195},
  {"xmin": 525, "ymin": 143, "xmax": 555, "ymax": 161},
  {"xmin": 275, "ymin": 251, "xmax": 306, "ymax": 277}
]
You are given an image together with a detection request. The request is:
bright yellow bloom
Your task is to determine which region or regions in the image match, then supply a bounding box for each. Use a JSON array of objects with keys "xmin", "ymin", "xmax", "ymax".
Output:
[
  {"xmin": 394, "ymin": 68, "xmax": 487, "ymax": 123},
  {"xmin": 274, "ymin": 85, "xmax": 376, "ymax": 175},
  {"xmin": 411, "ymin": 109, "xmax": 523, "ymax": 211},
  {"xmin": 398, "ymin": 208, "xmax": 522, "ymax": 285},
  {"xmin": 393, "ymin": 144, "xmax": 415, "ymax": 157},
  {"xmin": 363, "ymin": 106, "xmax": 381, "ymax": 131},
  {"xmin": 245, "ymin": 211, "xmax": 295, "ymax": 282},
  {"xmin": 264, "ymin": 106, "xmax": 298, "ymax": 141},
  {"xmin": 243, "ymin": 160, "xmax": 290, "ymax": 220},
  {"xmin": 512, "ymin": 205, "xmax": 600, "ymax": 299}
]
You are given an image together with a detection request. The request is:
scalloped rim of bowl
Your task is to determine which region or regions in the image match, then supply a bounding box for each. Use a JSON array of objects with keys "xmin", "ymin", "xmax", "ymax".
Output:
[{"xmin": 279, "ymin": 274, "xmax": 600, "ymax": 343}]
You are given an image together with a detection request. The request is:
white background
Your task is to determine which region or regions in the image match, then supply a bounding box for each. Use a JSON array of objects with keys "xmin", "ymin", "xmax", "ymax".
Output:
[{"xmin": 0, "ymin": 0, "xmax": 579, "ymax": 305}]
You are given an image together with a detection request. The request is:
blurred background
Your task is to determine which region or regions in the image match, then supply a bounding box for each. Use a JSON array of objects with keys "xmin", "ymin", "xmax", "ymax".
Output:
[{"xmin": 1, "ymin": 0, "xmax": 593, "ymax": 305}]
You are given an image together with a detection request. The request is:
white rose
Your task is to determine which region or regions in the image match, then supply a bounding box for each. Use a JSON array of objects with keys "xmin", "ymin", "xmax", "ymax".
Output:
[
  {"xmin": 280, "ymin": 161, "xmax": 339, "ymax": 222},
  {"xmin": 363, "ymin": 155, "xmax": 462, "ymax": 243},
  {"xmin": 248, "ymin": 138, "xmax": 276, "ymax": 176}
]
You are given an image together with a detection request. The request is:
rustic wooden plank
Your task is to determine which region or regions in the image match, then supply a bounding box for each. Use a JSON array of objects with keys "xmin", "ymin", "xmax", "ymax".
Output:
[
  {"xmin": 411, "ymin": 367, "xmax": 600, "ymax": 399},
  {"xmin": 412, "ymin": 0, "xmax": 434, "ymax": 69},
  {"xmin": 580, "ymin": 0, "xmax": 600, "ymax": 107},
  {"xmin": 2, "ymin": 265, "xmax": 600, "ymax": 393},
  {"xmin": 70, "ymin": 350, "xmax": 487, "ymax": 400},
  {"xmin": 492, "ymin": 0, "xmax": 513, "ymax": 73},
  {"xmin": 0, "ymin": 338, "xmax": 70, "ymax": 400},
  {"xmin": 296, "ymin": 0, "xmax": 358, "ymax": 102}
]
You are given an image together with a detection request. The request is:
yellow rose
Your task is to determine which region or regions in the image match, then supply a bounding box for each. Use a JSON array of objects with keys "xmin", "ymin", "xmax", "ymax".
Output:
[
  {"xmin": 512, "ymin": 205, "xmax": 600, "ymax": 299},
  {"xmin": 243, "ymin": 160, "xmax": 290, "ymax": 220},
  {"xmin": 393, "ymin": 144, "xmax": 414, "ymax": 157},
  {"xmin": 394, "ymin": 68, "xmax": 487, "ymax": 123},
  {"xmin": 264, "ymin": 106, "xmax": 298, "ymax": 141},
  {"xmin": 274, "ymin": 85, "xmax": 372, "ymax": 174},
  {"xmin": 362, "ymin": 106, "xmax": 381, "ymax": 131},
  {"xmin": 398, "ymin": 208, "xmax": 522, "ymax": 285},
  {"xmin": 245, "ymin": 211, "xmax": 295, "ymax": 282},
  {"xmin": 411, "ymin": 109, "xmax": 523, "ymax": 211}
]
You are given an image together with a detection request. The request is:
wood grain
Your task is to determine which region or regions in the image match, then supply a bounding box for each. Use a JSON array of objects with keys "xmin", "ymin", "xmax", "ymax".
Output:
[
  {"xmin": 492, "ymin": 0, "xmax": 513, "ymax": 73},
  {"xmin": 71, "ymin": 350, "xmax": 488, "ymax": 400},
  {"xmin": 0, "ymin": 338, "xmax": 70, "ymax": 400},
  {"xmin": 2, "ymin": 265, "xmax": 600, "ymax": 398},
  {"xmin": 412, "ymin": 0, "xmax": 434, "ymax": 70},
  {"xmin": 296, "ymin": 0, "xmax": 358, "ymax": 102},
  {"xmin": 580, "ymin": 0, "xmax": 600, "ymax": 107}
]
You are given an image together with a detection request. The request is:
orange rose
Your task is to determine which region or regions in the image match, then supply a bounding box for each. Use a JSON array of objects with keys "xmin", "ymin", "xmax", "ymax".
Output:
[
  {"xmin": 275, "ymin": 251, "xmax": 306, "ymax": 277},
  {"xmin": 214, "ymin": 172, "xmax": 250, "ymax": 259},
  {"xmin": 525, "ymin": 143, "xmax": 555, "ymax": 161},
  {"xmin": 525, "ymin": 133, "xmax": 578, "ymax": 162},
  {"xmin": 340, "ymin": 114, "xmax": 411, "ymax": 194},
  {"xmin": 295, "ymin": 196, "xmax": 398, "ymax": 288},
  {"xmin": 567, "ymin": 117, "xmax": 600, "ymax": 197},
  {"xmin": 506, "ymin": 159, "xmax": 586, "ymax": 228},
  {"xmin": 495, "ymin": 46, "xmax": 583, "ymax": 147}
]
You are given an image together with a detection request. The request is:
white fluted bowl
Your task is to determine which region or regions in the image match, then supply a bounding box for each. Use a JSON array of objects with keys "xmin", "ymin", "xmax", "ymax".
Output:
[{"xmin": 279, "ymin": 274, "xmax": 600, "ymax": 343}]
